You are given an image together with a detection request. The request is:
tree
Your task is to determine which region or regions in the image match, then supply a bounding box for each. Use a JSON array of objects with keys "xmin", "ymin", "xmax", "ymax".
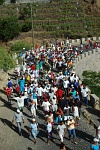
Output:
[
  {"xmin": 0, "ymin": 0, "xmax": 5, "ymax": 5},
  {"xmin": 0, "ymin": 17, "xmax": 21, "ymax": 42}
]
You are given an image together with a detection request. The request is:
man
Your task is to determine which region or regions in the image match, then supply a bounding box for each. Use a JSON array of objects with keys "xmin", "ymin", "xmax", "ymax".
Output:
[
  {"xmin": 81, "ymin": 85, "xmax": 89, "ymax": 106},
  {"xmin": 57, "ymin": 121, "xmax": 66, "ymax": 143},
  {"xmin": 42, "ymin": 99, "xmax": 51, "ymax": 115},
  {"xmin": 12, "ymin": 109, "xmax": 24, "ymax": 136},
  {"xmin": 67, "ymin": 117, "xmax": 77, "ymax": 144},
  {"xmin": 28, "ymin": 118, "xmax": 40, "ymax": 144},
  {"xmin": 50, "ymin": 95, "xmax": 58, "ymax": 113},
  {"xmin": 63, "ymin": 78, "xmax": 69, "ymax": 97},
  {"xmin": 56, "ymin": 86, "xmax": 63, "ymax": 106},
  {"xmin": 36, "ymin": 84, "xmax": 43, "ymax": 106},
  {"xmin": 7, "ymin": 78, "xmax": 13, "ymax": 89},
  {"xmin": 14, "ymin": 93, "xmax": 27, "ymax": 111},
  {"xmin": 4, "ymin": 85, "xmax": 12, "ymax": 105}
]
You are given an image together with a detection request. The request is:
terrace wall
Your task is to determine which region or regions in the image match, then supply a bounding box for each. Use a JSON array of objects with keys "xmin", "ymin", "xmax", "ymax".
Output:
[{"xmin": 72, "ymin": 41, "xmax": 100, "ymax": 110}]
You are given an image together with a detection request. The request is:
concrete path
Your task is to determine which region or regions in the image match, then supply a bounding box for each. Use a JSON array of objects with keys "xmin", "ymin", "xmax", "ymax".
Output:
[{"xmin": 0, "ymin": 70, "xmax": 98, "ymax": 150}]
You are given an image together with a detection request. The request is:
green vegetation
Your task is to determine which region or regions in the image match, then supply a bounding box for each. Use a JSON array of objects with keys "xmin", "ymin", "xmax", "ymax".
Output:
[
  {"xmin": 82, "ymin": 71, "xmax": 100, "ymax": 98},
  {"xmin": 0, "ymin": 0, "xmax": 5, "ymax": 5},
  {"xmin": 0, "ymin": 17, "xmax": 21, "ymax": 42},
  {"xmin": 0, "ymin": 0, "xmax": 100, "ymax": 40},
  {"xmin": 0, "ymin": 46, "xmax": 16, "ymax": 71},
  {"xmin": 10, "ymin": 40, "xmax": 32, "ymax": 53}
]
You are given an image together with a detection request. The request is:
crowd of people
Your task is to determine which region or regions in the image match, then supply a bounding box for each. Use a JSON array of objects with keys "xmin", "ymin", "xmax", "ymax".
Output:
[{"xmin": 4, "ymin": 39, "xmax": 100, "ymax": 149}]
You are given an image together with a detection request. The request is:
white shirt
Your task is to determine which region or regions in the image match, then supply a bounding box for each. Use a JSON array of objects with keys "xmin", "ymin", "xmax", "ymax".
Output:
[
  {"xmin": 70, "ymin": 76, "xmax": 74, "ymax": 83},
  {"xmin": 52, "ymin": 98, "xmax": 57, "ymax": 105},
  {"xmin": 73, "ymin": 106, "xmax": 79, "ymax": 117},
  {"xmin": 14, "ymin": 96, "xmax": 27, "ymax": 107},
  {"xmin": 57, "ymin": 124, "xmax": 66, "ymax": 135},
  {"xmin": 36, "ymin": 87, "xmax": 43, "ymax": 96},
  {"xmin": 30, "ymin": 74, "xmax": 35, "ymax": 81},
  {"xmin": 47, "ymin": 123, "xmax": 52, "ymax": 132},
  {"xmin": 63, "ymin": 80, "xmax": 69, "ymax": 88},
  {"xmin": 42, "ymin": 101, "xmax": 51, "ymax": 111},
  {"xmin": 81, "ymin": 87, "xmax": 88, "ymax": 97}
]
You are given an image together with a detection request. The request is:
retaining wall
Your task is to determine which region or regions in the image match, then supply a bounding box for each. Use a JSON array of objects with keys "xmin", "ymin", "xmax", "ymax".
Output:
[{"xmin": 73, "ymin": 47, "xmax": 100, "ymax": 110}]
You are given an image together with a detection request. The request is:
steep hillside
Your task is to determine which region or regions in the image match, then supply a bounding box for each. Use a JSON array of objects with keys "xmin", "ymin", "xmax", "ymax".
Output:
[
  {"xmin": 0, "ymin": 0, "xmax": 100, "ymax": 41},
  {"xmin": 83, "ymin": 0, "xmax": 100, "ymax": 16}
]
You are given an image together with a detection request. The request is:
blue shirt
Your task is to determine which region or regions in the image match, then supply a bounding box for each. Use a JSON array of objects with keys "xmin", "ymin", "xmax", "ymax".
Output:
[
  {"xmin": 33, "ymin": 93, "xmax": 37, "ymax": 99},
  {"xmin": 90, "ymin": 144, "xmax": 99, "ymax": 150},
  {"xmin": 30, "ymin": 123, "xmax": 38, "ymax": 133}
]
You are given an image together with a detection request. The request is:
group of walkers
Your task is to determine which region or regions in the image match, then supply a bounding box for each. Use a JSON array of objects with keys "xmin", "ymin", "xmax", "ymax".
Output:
[{"xmin": 4, "ymin": 39, "xmax": 100, "ymax": 149}]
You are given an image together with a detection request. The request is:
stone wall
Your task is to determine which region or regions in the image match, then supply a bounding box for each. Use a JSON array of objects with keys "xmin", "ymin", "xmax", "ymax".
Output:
[
  {"xmin": 72, "ymin": 46, "xmax": 100, "ymax": 110},
  {"xmin": 73, "ymin": 48, "xmax": 100, "ymax": 79}
]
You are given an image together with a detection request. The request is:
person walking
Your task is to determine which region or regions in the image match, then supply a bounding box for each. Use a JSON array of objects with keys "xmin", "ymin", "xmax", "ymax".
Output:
[
  {"xmin": 28, "ymin": 118, "xmax": 40, "ymax": 144},
  {"xmin": 90, "ymin": 138, "xmax": 99, "ymax": 150},
  {"xmin": 46, "ymin": 119, "xmax": 54, "ymax": 145},
  {"xmin": 4, "ymin": 85, "xmax": 12, "ymax": 105},
  {"xmin": 67, "ymin": 117, "xmax": 77, "ymax": 144},
  {"xmin": 12, "ymin": 109, "xmax": 24, "ymax": 136},
  {"xmin": 57, "ymin": 121, "xmax": 66, "ymax": 143},
  {"xmin": 30, "ymin": 100, "xmax": 36, "ymax": 118}
]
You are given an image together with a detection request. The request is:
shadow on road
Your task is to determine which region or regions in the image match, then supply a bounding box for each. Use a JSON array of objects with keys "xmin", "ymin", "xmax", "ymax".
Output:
[
  {"xmin": 86, "ymin": 107, "xmax": 100, "ymax": 117},
  {"xmin": 0, "ymin": 96, "xmax": 16, "ymax": 112},
  {"xmin": 0, "ymin": 89, "xmax": 6, "ymax": 95},
  {"xmin": 0, "ymin": 118, "xmax": 28, "ymax": 138},
  {"xmin": 76, "ymin": 128, "xmax": 94, "ymax": 142},
  {"xmin": 37, "ymin": 110, "xmax": 45, "ymax": 120}
]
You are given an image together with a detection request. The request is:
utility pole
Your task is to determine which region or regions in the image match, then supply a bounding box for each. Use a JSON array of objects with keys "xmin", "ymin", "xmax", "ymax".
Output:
[{"xmin": 31, "ymin": 3, "xmax": 34, "ymax": 48}]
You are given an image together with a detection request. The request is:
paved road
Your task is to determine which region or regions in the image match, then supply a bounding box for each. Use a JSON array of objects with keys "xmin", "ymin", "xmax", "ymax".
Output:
[{"xmin": 0, "ymin": 71, "xmax": 96, "ymax": 150}]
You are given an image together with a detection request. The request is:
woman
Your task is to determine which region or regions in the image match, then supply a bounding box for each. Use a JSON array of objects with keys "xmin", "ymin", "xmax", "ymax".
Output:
[
  {"xmin": 90, "ymin": 138, "xmax": 99, "ymax": 150},
  {"xmin": 30, "ymin": 100, "xmax": 36, "ymax": 118}
]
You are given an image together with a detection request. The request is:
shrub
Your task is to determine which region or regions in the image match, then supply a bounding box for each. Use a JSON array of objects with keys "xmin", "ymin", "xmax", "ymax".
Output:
[
  {"xmin": 10, "ymin": 40, "xmax": 32, "ymax": 53},
  {"xmin": 82, "ymin": 71, "xmax": 100, "ymax": 98},
  {"xmin": 0, "ymin": 46, "xmax": 16, "ymax": 71},
  {"xmin": 0, "ymin": 0, "xmax": 5, "ymax": 5},
  {"xmin": 21, "ymin": 21, "xmax": 32, "ymax": 32},
  {"xmin": 0, "ymin": 17, "xmax": 21, "ymax": 42}
]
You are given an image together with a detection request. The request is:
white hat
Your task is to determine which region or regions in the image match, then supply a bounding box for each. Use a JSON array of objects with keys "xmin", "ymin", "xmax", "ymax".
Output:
[
  {"xmin": 98, "ymin": 126, "xmax": 100, "ymax": 129},
  {"xmin": 17, "ymin": 109, "xmax": 20, "ymax": 113},
  {"xmin": 93, "ymin": 138, "xmax": 99, "ymax": 142},
  {"xmin": 32, "ymin": 118, "xmax": 36, "ymax": 122},
  {"xmin": 53, "ymin": 95, "xmax": 56, "ymax": 98}
]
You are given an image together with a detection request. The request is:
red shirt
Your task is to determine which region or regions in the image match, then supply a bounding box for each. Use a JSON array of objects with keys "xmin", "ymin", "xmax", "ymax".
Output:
[
  {"xmin": 56, "ymin": 89, "xmax": 63, "ymax": 98},
  {"xmin": 4, "ymin": 87, "xmax": 12, "ymax": 96},
  {"xmin": 31, "ymin": 65, "xmax": 36, "ymax": 70}
]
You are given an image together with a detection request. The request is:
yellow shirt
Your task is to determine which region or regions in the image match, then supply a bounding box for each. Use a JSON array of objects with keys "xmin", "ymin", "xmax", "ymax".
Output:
[{"xmin": 67, "ymin": 119, "xmax": 75, "ymax": 130}]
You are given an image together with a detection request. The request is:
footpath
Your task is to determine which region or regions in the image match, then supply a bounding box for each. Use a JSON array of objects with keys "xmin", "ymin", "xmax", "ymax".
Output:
[{"xmin": 0, "ymin": 69, "xmax": 99, "ymax": 150}]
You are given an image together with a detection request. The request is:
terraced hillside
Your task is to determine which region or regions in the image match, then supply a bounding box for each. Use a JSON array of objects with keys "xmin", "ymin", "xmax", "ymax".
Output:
[{"xmin": 0, "ymin": 0, "xmax": 100, "ymax": 39}]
